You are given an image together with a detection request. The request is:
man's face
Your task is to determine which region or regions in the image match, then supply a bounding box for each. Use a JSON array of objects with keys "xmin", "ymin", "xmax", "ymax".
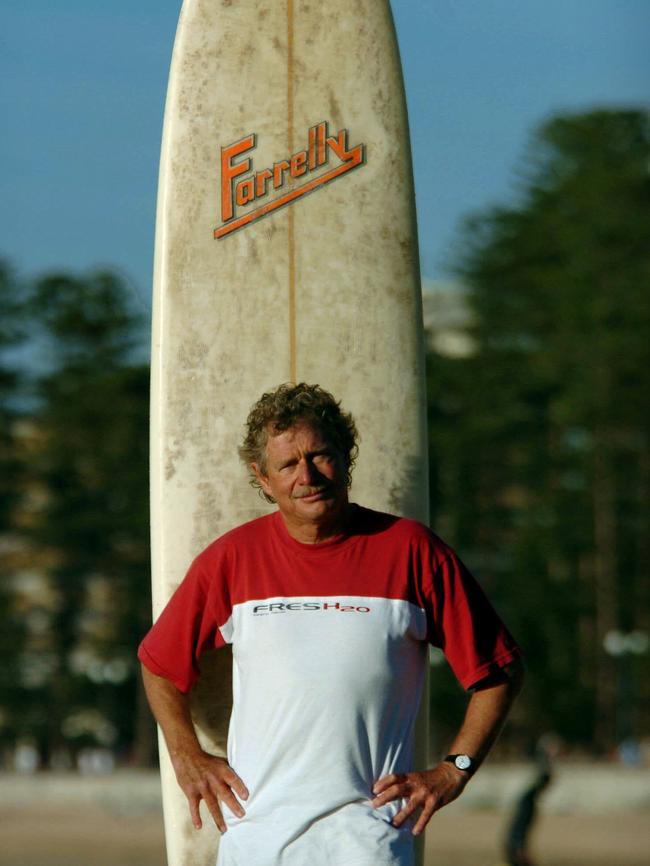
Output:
[{"xmin": 252, "ymin": 421, "xmax": 349, "ymax": 534}]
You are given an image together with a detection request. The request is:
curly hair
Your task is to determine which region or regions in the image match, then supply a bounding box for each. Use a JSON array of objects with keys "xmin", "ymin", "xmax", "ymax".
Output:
[{"xmin": 239, "ymin": 383, "xmax": 359, "ymax": 501}]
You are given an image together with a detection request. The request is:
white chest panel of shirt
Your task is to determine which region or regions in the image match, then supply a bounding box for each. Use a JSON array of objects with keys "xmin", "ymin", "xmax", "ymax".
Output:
[{"xmin": 216, "ymin": 596, "xmax": 427, "ymax": 866}]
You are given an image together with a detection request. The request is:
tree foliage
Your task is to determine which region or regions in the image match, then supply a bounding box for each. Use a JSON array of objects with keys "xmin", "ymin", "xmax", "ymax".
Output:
[
  {"xmin": 427, "ymin": 109, "xmax": 650, "ymax": 751},
  {"xmin": 1, "ymin": 269, "xmax": 153, "ymax": 764},
  {"xmin": 0, "ymin": 260, "xmax": 27, "ymax": 525},
  {"xmin": 0, "ymin": 261, "xmax": 30, "ymax": 742}
]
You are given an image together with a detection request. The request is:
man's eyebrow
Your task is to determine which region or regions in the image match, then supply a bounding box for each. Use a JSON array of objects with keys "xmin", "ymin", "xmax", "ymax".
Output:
[
  {"xmin": 276, "ymin": 447, "xmax": 332, "ymax": 467},
  {"xmin": 276, "ymin": 456, "xmax": 297, "ymax": 468},
  {"xmin": 305, "ymin": 446, "xmax": 338, "ymax": 460}
]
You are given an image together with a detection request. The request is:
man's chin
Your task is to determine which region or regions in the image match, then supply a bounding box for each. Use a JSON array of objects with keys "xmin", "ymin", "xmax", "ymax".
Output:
[
  {"xmin": 294, "ymin": 494, "xmax": 350, "ymax": 520},
  {"xmin": 294, "ymin": 498, "xmax": 333, "ymax": 516}
]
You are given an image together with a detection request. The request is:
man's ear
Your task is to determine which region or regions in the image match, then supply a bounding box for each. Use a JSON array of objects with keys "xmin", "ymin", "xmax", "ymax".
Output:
[{"xmin": 251, "ymin": 462, "xmax": 272, "ymax": 498}]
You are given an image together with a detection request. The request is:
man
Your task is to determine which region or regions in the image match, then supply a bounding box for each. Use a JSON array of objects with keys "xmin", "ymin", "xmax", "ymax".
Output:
[
  {"xmin": 139, "ymin": 382, "xmax": 523, "ymax": 866},
  {"xmin": 502, "ymin": 770, "xmax": 551, "ymax": 866},
  {"xmin": 501, "ymin": 735, "xmax": 556, "ymax": 866}
]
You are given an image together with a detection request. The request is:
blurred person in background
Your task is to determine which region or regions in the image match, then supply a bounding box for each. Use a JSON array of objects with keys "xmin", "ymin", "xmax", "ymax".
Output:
[{"xmin": 500, "ymin": 734, "xmax": 558, "ymax": 866}]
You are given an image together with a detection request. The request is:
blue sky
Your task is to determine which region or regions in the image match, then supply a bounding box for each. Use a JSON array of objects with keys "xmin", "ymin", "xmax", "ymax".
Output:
[{"xmin": 1, "ymin": 0, "xmax": 647, "ymax": 312}]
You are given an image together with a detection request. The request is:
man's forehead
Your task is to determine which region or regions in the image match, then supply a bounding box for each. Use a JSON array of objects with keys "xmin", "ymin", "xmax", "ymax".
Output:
[{"xmin": 266, "ymin": 421, "xmax": 335, "ymax": 450}]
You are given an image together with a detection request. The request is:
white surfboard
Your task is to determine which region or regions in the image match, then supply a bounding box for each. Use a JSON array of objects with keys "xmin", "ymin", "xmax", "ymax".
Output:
[{"xmin": 150, "ymin": 1, "xmax": 429, "ymax": 864}]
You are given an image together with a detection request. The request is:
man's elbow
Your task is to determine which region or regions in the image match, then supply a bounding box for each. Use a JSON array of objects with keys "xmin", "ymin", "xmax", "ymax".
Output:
[
  {"xmin": 472, "ymin": 656, "xmax": 525, "ymax": 694},
  {"xmin": 504, "ymin": 656, "xmax": 525, "ymax": 696}
]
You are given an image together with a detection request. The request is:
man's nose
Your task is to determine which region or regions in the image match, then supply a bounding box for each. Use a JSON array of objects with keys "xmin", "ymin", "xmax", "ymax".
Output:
[{"xmin": 297, "ymin": 458, "xmax": 318, "ymax": 485}]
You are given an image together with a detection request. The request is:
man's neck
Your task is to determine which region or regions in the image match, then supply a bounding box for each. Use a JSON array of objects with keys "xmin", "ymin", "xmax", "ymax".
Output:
[{"xmin": 281, "ymin": 503, "xmax": 352, "ymax": 544}]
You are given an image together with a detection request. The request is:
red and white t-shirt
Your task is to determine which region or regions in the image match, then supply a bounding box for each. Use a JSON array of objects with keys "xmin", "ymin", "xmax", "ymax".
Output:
[{"xmin": 139, "ymin": 506, "xmax": 520, "ymax": 866}]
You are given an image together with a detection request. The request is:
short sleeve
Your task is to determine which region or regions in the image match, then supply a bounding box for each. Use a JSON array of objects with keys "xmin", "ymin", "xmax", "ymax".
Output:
[
  {"xmin": 425, "ymin": 550, "xmax": 522, "ymax": 690},
  {"xmin": 137, "ymin": 551, "xmax": 230, "ymax": 693}
]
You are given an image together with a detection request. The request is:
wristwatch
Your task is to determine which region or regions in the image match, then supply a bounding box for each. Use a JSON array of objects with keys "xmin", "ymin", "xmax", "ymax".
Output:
[{"xmin": 444, "ymin": 753, "xmax": 477, "ymax": 776}]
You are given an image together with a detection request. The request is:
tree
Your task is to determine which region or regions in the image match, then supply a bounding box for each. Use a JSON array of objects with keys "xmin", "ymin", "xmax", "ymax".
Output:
[
  {"xmin": 0, "ymin": 260, "xmax": 30, "ymax": 758},
  {"xmin": 0, "ymin": 260, "xmax": 26, "ymax": 525},
  {"xmin": 19, "ymin": 270, "xmax": 154, "ymax": 764},
  {"xmin": 427, "ymin": 110, "xmax": 650, "ymax": 751}
]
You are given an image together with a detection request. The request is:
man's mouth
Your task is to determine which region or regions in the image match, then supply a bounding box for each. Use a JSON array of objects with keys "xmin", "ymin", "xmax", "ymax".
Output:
[{"xmin": 293, "ymin": 487, "xmax": 328, "ymax": 500}]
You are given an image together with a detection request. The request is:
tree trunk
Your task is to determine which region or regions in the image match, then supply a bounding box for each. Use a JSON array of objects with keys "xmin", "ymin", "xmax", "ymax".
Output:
[{"xmin": 592, "ymin": 443, "xmax": 618, "ymax": 751}]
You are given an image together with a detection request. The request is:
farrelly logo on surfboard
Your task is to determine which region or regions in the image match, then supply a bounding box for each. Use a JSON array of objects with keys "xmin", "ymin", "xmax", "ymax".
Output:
[
  {"xmin": 215, "ymin": 121, "xmax": 365, "ymax": 239},
  {"xmin": 252, "ymin": 601, "xmax": 371, "ymax": 615}
]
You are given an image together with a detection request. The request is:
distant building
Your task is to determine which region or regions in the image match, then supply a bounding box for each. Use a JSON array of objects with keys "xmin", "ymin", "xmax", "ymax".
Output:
[{"xmin": 421, "ymin": 279, "xmax": 474, "ymax": 358}]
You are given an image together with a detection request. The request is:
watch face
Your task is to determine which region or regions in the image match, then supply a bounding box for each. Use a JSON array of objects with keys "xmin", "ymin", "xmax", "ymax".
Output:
[{"xmin": 455, "ymin": 755, "xmax": 472, "ymax": 770}]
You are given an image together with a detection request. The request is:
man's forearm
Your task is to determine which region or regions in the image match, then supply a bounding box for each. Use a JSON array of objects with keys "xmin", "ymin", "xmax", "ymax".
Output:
[
  {"xmin": 140, "ymin": 663, "xmax": 248, "ymax": 831},
  {"xmin": 371, "ymin": 658, "xmax": 524, "ymax": 833},
  {"xmin": 140, "ymin": 663, "xmax": 202, "ymax": 761},
  {"xmin": 447, "ymin": 659, "xmax": 525, "ymax": 770}
]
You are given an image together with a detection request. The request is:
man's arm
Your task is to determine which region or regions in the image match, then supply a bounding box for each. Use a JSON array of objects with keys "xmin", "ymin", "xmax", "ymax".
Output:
[
  {"xmin": 141, "ymin": 664, "xmax": 248, "ymax": 832},
  {"xmin": 371, "ymin": 658, "xmax": 524, "ymax": 835}
]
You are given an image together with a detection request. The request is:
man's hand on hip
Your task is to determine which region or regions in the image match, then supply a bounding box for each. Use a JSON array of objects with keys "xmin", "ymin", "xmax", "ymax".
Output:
[
  {"xmin": 172, "ymin": 749, "xmax": 249, "ymax": 833},
  {"xmin": 371, "ymin": 763, "xmax": 467, "ymax": 835},
  {"xmin": 139, "ymin": 666, "xmax": 250, "ymax": 835}
]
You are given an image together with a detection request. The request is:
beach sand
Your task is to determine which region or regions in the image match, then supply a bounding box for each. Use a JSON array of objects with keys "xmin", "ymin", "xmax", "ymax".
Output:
[{"xmin": 1, "ymin": 769, "xmax": 647, "ymax": 866}]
